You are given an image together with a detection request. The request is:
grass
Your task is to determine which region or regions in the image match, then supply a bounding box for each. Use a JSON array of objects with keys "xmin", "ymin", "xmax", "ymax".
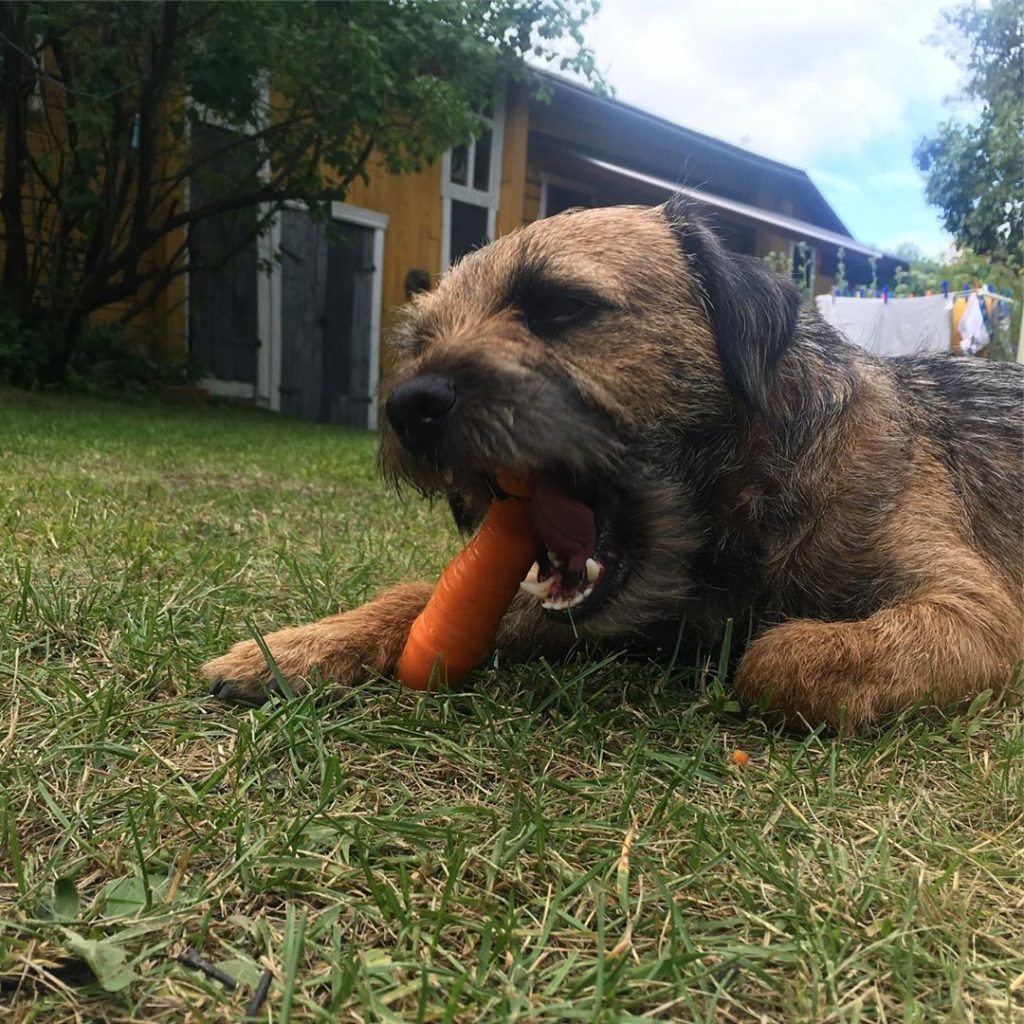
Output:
[{"xmin": 0, "ymin": 386, "xmax": 1022, "ymax": 1024}]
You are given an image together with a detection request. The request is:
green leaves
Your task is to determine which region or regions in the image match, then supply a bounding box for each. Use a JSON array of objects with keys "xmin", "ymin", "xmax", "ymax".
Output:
[
  {"xmin": 59, "ymin": 929, "xmax": 135, "ymax": 993},
  {"xmin": 52, "ymin": 876, "xmax": 81, "ymax": 922},
  {"xmin": 915, "ymin": 0, "xmax": 1023, "ymax": 266},
  {"xmin": 100, "ymin": 874, "xmax": 153, "ymax": 918},
  {"xmin": 1, "ymin": 0, "xmax": 604, "ymax": 385}
]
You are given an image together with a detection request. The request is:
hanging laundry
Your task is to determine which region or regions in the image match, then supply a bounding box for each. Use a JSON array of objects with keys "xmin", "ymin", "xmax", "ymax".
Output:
[
  {"xmin": 814, "ymin": 294, "xmax": 951, "ymax": 357},
  {"xmin": 957, "ymin": 292, "xmax": 989, "ymax": 355}
]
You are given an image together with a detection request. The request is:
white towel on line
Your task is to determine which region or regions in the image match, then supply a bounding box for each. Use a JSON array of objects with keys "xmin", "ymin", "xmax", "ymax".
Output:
[{"xmin": 814, "ymin": 294, "xmax": 951, "ymax": 357}]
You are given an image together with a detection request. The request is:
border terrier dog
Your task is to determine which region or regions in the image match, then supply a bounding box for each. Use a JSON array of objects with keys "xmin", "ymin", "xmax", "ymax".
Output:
[{"xmin": 203, "ymin": 197, "xmax": 1024, "ymax": 729}]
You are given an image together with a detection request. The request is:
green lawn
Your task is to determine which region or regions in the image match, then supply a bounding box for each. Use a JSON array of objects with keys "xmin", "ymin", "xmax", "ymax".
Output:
[{"xmin": 1, "ymin": 388, "xmax": 1022, "ymax": 1023}]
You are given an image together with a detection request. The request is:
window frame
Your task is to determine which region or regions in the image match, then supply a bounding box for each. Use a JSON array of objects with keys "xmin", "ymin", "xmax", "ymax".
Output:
[
  {"xmin": 539, "ymin": 172, "xmax": 597, "ymax": 219},
  {"xmin": 440, "ymin": 99, "xmax": 505, "ymax": 271}
]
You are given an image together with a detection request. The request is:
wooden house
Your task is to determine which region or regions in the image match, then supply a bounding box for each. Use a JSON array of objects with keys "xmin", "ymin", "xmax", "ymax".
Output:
[{"xmin": 12, "ymin": 68, "xmax": 903, "ymax": 425}]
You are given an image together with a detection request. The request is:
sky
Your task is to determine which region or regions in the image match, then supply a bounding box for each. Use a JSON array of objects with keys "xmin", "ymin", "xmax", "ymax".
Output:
[{"xmin": 573, "ymin": 0, "xmax": 972, "ymax": 258}]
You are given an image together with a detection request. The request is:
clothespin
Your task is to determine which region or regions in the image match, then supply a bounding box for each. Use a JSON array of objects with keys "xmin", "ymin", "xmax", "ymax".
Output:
[
  {"xmin": 131, "ymin": 113, "xmax": 141, "ymax": 151},
  {"xmin": 941, "ymin": 280, "xmax": 948, "ymax": 298},
  {"xmin": 883, "ymin": 287, "xmax": 888, "ymax": 304},
  {"xmin": 926, "ymin": 289, "xmax": 932, "ymax": 296}
]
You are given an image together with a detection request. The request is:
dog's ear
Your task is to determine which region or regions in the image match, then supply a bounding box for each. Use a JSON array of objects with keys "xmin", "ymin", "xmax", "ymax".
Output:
[{"xmin": 664, "ymin": 195, "xmax": 802, "ymax": 414}]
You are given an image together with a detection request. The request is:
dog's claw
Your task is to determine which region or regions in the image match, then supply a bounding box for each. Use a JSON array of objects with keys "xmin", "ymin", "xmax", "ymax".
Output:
[
  {"xmin": 201, "ymin": 643, "xmax": 287, "ymax": 706},
  {"xmin": 207, "ymin": 676, "xmax": 273, "ymax": 706}
]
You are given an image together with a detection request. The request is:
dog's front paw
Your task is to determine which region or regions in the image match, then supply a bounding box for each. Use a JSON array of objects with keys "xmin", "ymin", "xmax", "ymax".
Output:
[
  {"xmin": 201, "ymin": 636, "xmax": 312, "ymax": 706},
  {"xmin": 735, "ymin": 618, "xmax": 874, "ymax": 730},
  {"xmin": 201, "ymin": 619, "xmax": 347, "ymax": 705},
  {"xmin": 202, "ymin": 584, "xmax": 436, "ymax": 708}
]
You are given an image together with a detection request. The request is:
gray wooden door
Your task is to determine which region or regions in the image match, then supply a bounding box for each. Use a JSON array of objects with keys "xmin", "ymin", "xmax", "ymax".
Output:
[
  {"xmin": 188, "ymin": 124, "xmax": 259, "ymax": 384},
  {"xmin": 278, "ymin": 210, "xmax": 375, "ymax": 427}
]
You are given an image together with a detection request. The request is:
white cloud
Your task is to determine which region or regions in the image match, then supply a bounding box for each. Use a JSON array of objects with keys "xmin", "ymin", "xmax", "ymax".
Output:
[
  {"xmin": 868, "ymin": 170, "xmax": 927, "ymax": 189},
  {"xmin": 579, "ymin": 0, "xmax": 961, "ymax": 166}
]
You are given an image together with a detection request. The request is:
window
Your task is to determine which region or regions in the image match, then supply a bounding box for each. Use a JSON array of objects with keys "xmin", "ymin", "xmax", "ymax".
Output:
[
  {"xmin": 540, "ymin": 174, "xmax": 596, "ymax": 218},
  {"xmin": 441, "ymin": 102, "xmax": 504, "ymax": 269},
  {"xmin": 449, "ymin": 200, "xmax": 490, "ymax": 265}
]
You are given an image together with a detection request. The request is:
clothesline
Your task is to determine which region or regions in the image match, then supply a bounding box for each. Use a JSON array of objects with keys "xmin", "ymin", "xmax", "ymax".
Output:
[
  {"xmin": 828, "ymin": 283, "xmax": 1017, "ymax": 305},
  {"xmin": 815, "ymin": 290, "xmax": 999, "ymax": 358}
]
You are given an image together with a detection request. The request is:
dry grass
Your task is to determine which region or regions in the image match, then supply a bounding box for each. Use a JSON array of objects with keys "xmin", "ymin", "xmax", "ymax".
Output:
[{"xmin": 0, "ymin": 387, "xmax": 1022, "ymax": 1023}]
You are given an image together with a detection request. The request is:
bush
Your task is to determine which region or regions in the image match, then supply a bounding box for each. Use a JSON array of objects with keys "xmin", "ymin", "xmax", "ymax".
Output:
[{"xmin": 0, "ymin": 303, "xmax": 45, "ymax": 388}]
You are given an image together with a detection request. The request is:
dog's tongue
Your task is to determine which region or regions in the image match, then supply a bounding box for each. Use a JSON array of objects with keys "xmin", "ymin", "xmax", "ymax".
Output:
[{"xmin": 529, "ymin": 481, "xmax": 596, "ymax": 573}]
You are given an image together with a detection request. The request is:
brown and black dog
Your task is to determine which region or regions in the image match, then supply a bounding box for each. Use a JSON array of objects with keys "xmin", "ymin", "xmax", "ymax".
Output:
[{"xmin": 203, "ymin": 197, "xmax": 1024, "ymax": 729}]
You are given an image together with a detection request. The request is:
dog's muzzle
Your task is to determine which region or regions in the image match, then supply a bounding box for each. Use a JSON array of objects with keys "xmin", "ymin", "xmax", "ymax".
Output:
[
  {"xmin": 385, "ymin": 373, "xmax": 458, "ymax": 455},
  {"xmin": 382, "ymin": 368, "xmax": 635, "ymax": 623}
]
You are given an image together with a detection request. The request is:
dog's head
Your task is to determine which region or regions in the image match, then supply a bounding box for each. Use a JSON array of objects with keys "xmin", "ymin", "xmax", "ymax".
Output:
[{"xmin": 379, "ymin": 199, "xmax": 801, "ymax": 631}]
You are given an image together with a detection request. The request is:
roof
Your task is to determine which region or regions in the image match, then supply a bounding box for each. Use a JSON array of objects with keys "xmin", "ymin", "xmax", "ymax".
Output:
[
  {"xmin": 572, "ymin": 152, "xmax": 895, "ymax": 260},
  {"xmin": 529, "ymin": 69, "xmax": 898, "ymax": 260}
]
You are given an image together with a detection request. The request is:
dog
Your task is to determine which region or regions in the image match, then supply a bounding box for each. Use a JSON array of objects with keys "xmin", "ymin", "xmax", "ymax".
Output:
[{"xmin": 203, "ymin": 197, "xmax": 1024, "ymax": 729}]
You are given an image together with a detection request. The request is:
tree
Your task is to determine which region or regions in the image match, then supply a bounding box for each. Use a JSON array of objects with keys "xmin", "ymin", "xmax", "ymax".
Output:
[
  {"xmin": 913, "ymin": 0, "xmax": 1023, "ymax": 266},
  {"xmin": 0, "ymin": 0, "xmax": 601, "ymax": 385}
]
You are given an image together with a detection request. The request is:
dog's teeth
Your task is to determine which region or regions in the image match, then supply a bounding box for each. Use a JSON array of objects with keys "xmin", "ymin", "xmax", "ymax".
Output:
[
  {"xmin": 542, "ymin": 589, "xmax": 589, "ymax": 611},
  {"xmin": 585, "ymin": 558, "xmax": 601, "ymax": 583},
  {"xmin": 520, "ymin": 577, "xmax": 554, "ymax": 599},
  {"xmin": 525, "ymin": 561, "xmax": 541, "ymax": 584},
  {"xmin": 583, "ymin": 585, "xmax": 594, "ymax": 598}
]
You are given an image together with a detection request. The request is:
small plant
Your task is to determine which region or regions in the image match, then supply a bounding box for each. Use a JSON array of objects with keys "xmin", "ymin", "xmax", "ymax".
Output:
[
  {"xmin": 763, "ymin": 250, "xmax": 793, "ymax": 279},
  {"xmin": 835, "ymin": 246, "xmax": 847, "ymax": 293}
]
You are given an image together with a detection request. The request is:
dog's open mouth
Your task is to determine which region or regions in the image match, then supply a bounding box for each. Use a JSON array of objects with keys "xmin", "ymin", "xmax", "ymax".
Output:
[{"xmin": 515, "ymin": 478, "xmax": 627, "ymax": 620}]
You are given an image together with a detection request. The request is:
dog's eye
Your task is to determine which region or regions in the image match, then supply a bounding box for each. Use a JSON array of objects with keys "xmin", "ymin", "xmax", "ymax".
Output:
[{"xmin": 520, "ymin": 293, "xmax": 598, "ymax": 337}]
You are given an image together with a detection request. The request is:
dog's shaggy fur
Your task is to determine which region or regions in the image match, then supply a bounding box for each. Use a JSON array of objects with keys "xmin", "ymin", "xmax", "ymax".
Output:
[{"xmin": 203, "ymin": 198, "xmax": 1024, "ymax": 729}]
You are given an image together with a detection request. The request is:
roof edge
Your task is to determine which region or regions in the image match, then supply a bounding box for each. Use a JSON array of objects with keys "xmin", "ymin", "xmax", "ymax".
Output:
[{"xmin": 530, "ymin": 67, "xmax": 855, "ymax": 239}]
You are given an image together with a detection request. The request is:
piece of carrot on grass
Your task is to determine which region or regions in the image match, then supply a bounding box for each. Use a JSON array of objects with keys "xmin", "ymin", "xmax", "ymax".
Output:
[{"xmin": 395, "ymin": 472, "xmax": 537, "ymax": 690}]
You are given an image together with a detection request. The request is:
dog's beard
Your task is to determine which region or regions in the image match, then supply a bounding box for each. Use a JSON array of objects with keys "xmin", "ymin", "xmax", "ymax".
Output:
[{"xmin": 378, "ymin": 371, "xmax": 699, "ymax": 630}]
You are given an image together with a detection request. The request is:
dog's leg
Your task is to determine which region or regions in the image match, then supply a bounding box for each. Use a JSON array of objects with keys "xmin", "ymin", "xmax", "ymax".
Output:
[
  {"xmin": 202, "ymin": 582, "xmax": 434, "ymax": 705},
  {"xmin": 736, "ymin": 570, "xmax": 1021, "ymax": 730},
  {"xmin": 203, "ymin": 585, "xmax": 575, "ymax": 705}
]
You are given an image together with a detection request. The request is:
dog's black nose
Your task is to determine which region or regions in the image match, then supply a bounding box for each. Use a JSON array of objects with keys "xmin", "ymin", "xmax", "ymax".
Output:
[{"xmin": 385, "ymin": 374, "xmax": 458, "ymax": 453}]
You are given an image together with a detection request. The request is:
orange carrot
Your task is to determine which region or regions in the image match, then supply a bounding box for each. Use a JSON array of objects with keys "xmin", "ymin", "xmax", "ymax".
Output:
[{"xmin": 396, "ymin": 472, "xmax": 537, "ymax": 690}]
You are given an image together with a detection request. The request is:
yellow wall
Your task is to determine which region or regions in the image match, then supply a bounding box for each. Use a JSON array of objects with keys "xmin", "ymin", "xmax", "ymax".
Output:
[
  {"xmin": 496, "ymin": 85, "xmax": 530, "ymax": 237},
  {"xmin": 523, "ymin": 163, "xmax": 543, "ymax": 225},
  {"xmin": 344, "ymin": 159, "xmax": 442, "ymax": 342}
]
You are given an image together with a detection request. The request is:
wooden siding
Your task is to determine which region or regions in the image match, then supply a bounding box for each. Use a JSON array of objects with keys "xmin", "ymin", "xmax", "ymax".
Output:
[
  {"xmin": 496, "ymin": 85, "xmax": 530, "ymax": 237},
  {"xmin": 523, "ymin": 163, "xmax": 542, "ymax": 225},
  {"xmin": 343, "ymin": 159, "xmax": 442, "ymax": 348}
]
